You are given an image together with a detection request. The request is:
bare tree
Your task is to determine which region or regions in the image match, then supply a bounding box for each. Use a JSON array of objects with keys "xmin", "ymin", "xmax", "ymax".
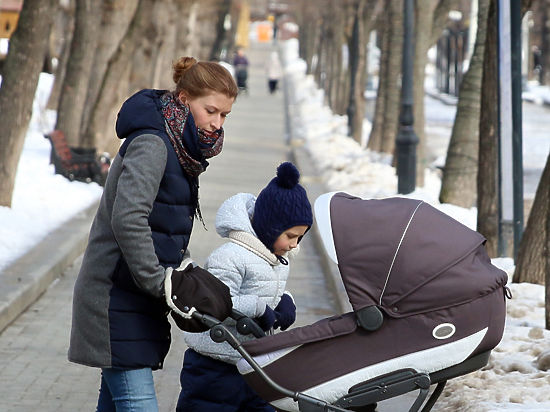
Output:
[
  {"xmin": 46, "ymin": 0, "xmax": 75, "ymax": 110},
  {"xmin": 547, "ymin": 174, "xmax": 550, "ymax": 329},
  {"xmin": 413, "ymin": 0, "xmax": 457, "ymax": 187},
  {"xmin": 368, "ymin": 1, "xmax": 402, "ymax": 154},
  {"xmin": 477, "ymin": 0, "xmax": 532, "ymax": 257},
  {"xmin": 0, "ymin": 0, "xmax": 56, "ymax": 207},
  {"xmin": 209, "ymin": 0, "xmax": 232, "ymax": 61},
  {"xmin": 367, "ymin": 19, "xmax": 389, "ymax": 152},
  {"xmin": 439, "ymin": 0, "xmax": 490, "ymax": 208},
  {"xmin": 83, "ymin": 0, "xmax": 156, "ymax": 155},
  {"xmin": 80, "ymin": 0, "xmax": 138, "ymax": 145},
  {"xmin": 347, "ymin": 0, "xmax": 381, "ymax": 143},
  {"xmin": 55, "ymin": 0, "xmax": 102, "ymax": 147},
  {"xmin": 513, "ymin": 151, "xmax": 550, "ymax": 285}
]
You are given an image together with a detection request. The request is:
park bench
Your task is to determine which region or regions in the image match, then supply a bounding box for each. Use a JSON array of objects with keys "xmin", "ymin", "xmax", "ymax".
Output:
[{"xmin": 44, "ymin": 130, "xmax": 110, "ymax": 186}]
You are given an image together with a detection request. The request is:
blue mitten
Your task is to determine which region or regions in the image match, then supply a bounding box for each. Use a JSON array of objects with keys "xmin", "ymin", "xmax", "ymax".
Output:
[
  {"xmin": 273, "ymin": 293, "xmax": 296, "ymax": 331},
  {"xmin": 256, "ymin": 305, "xmax": 276, "ymax": 331}
]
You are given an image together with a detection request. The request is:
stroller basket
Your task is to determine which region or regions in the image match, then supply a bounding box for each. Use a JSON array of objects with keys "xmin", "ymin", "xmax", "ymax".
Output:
[{"xmin": 193, "ymin": 192, "xmax": 508, "ymax": 412}]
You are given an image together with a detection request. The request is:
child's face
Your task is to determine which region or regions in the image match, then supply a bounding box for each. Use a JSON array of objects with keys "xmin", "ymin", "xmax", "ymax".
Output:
[{"xmin": 272, "ymin": 225, "xmax": 309, "ymax": 256}]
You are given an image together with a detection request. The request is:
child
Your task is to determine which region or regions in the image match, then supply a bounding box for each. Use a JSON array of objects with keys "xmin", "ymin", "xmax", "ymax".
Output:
[{"xmin": 176, "ymin": 161, "xmax": 313, "ymax": 412}]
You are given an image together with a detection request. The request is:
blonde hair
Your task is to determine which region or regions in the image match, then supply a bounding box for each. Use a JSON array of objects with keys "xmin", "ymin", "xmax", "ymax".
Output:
[{"xmin": 172, "ymin": 56, "xmax": 238, "ymax": 99}]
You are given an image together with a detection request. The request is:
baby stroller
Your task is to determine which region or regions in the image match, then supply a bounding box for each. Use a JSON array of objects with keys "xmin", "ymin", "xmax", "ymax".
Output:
[{"xmin": 190, "ymin": 192, "xmax": 508, "ymax": 412}]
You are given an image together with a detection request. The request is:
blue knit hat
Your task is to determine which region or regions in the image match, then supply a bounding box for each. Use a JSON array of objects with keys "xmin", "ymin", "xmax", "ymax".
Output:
[{"xmin": 252, "ymin": 162, "xmax": 313, "ymax": 252}]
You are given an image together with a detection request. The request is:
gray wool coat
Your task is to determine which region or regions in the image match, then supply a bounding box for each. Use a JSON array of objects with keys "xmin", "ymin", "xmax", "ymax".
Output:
[{"xmin": 183, "ymin": 192, "xmax": 297, "ymax": 364}]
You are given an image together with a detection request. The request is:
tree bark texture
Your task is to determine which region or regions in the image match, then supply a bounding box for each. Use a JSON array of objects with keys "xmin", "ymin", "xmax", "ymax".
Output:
[
  {"xmin": 84, "ymin": 0, "xmax": 156, "ymax": 155},
  {"xmin": 80, "ymin": 0, "xmax": 138, "ymax": 143},
  {"xmin": 477, "ymin": 0, "xmax": 498, "ymax": 257},
  {"xmin": 547, "ymin": 170, "xmax": 550, "ymax": 328},
  {"xmin": 0, "ymin": 0, "xmax": 56, "ymax": 207},
  {"xmin": 413, "ymin": 0, "xmax": 457, "ymax": 187},
  {"xmin": 477, "ymin": 0, "xmax": 532, "ymax": 257},
  {"xmin": 380, "ymin": 0, "xmax": 403, "ymax": 154},
  {"xmin": 47, "ymin": 0, "xmax": 75, "ymax": 110},
  {"xmin": 513, "ymin": 152, "xmax": 550, "ymax": 285},
  {"xmin": 439, "ymin": 0, "xmax": 490, "ymax": 208},
  {"xmin": 367, "ymin": 19, "xmax": 389, "ymax": 152},
  {"xmin": 55, "ymin": 0, "xmax": 101, "ymax": 147},
  {"xmin": 209, "ymin": 0, "xmax": 232, "ymax": 61},
  {"xmin": 347, "ymin": 0, "xmax": 366, "ymax": 141}
]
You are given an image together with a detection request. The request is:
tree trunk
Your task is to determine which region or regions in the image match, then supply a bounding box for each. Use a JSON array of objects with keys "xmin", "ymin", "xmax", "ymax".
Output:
[
  {"xmin": 55, "ymin": 0, "xmax": 101, "ymax": 147},
  {"xmin": 209, "ymin": 0, "xmax": 232, "ymax": 61},
  {"xmin": 477, "ymin": 0, "xmax": 532, "ymax": 257},
  {"xmin": 347, "ymin": 0, "xmax": 367, "ymax": 142},
  {"xmin": 0, "ymin": 0, "xmax": 56, "ymax": 207},
  {"xmin": 413, "ymin": 0, "xmax": 457, "ymax": 187},
  {"xmin": 84, "ymin": 0, "xmax": 156, "ymax": 156},
  {"xmin": 80, "ymin": 0, "xmax": 138, "ymax": 143},
  {"xmin": 547, "ymin": 171, "xmax": 550, "ymax": 329},
  {"xmin": 477, "ymin": 0, "xmax": 498, "ymax": 257},
  {"xmin": 439, "ymin": 0, "xmax": 489, "ymax": 208},
  {"xmin": 412, "ymin": 1, "xmax": 436, "ymax": 187},
  {"xmin": 46, "ymin": 0, "xmax": 75, "ymax": 110},
  {"xmin": 367, "ymin": 19, "xmax": 389, "ymax": 152},
  {"xmin": 380, "ymin": 0, "xmax": 403, "ymax": 154},
  {"xmin": 513, "ymin": 151, "xmax": 550, "ymax": 285}
]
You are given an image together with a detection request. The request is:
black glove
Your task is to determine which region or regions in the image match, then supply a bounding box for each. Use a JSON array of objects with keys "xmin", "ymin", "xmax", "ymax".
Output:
[
  {"xmin": 273, "ymin": 293, "xmax": 296, "ymax": 331},
  {"xmin": 256, "ymin": 305, "xmax": 276, "ymax": 331},
  {"xmin": 164, "ymin": 261, "xmax": 232, "ymax": 332}
]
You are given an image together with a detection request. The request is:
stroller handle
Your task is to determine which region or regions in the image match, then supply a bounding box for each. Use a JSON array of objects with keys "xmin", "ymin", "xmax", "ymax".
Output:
[
  {"xmin": 189, "ymin": 310, "xmax": 349, "ymax": 412},
  {"xmin": 231, "ymin": 309, "xmax": 266, "ymax": 338}
]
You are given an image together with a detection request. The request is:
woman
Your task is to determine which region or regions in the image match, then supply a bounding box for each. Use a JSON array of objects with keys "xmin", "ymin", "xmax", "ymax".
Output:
[{"xmin": 68, "ymin": 57, "xmax": 237, "ymax": 411}]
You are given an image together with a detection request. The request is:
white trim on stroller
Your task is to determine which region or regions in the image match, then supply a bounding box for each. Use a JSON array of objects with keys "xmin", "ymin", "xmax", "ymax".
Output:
[
  {"xmin": 237, "ymin": 327, "xmax": 488, "ymax": 412},
  {"xmin": 314, "ymin": 192, "xmax": 339, "ymax": 264}
]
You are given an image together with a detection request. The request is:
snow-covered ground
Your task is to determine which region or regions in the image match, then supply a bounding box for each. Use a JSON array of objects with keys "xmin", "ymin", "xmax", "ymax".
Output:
[
  {"xmin": 281, "ymin": 38, "xmax": 550, "ymax": 411},
  {"xmin": 0, "ymin": 74, "xmax": 102, "ymax": 272},
  {"xmin": 0, "ymin": 37, "xmax": 549, "ymax": 411}
]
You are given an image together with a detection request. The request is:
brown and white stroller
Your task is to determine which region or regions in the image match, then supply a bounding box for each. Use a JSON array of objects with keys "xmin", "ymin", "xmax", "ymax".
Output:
[{"xmin": 192, "ymin": 192, "xmax": 508, "ymax": 412}]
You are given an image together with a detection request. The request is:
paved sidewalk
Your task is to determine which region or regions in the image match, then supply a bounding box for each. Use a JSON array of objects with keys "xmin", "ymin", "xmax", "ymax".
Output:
[{"xmin": 0, "ymin": 41, "xmax": 340, "ymax": 412}]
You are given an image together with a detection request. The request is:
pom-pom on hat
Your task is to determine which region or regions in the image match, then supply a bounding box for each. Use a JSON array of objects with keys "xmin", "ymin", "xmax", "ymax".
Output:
[{"xmin": 252, "ymin": 162, "xmax": 313, "ymax": 252}]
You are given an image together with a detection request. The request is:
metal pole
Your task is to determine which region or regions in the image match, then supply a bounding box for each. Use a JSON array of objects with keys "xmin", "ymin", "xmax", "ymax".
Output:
[
  {"xmin": 510, "ymin": 0, "xmax": 524, "ymax": 259},
  {"xmin": 396, "ymin": 0, "xmax": 419, "ymax": 194},
  {"xmin": 497, "ymin": 0, "xmax": 514, "ymax": 256}
]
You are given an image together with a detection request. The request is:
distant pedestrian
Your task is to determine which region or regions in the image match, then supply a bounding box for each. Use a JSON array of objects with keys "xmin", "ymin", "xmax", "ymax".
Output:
[
  {"xmin": 233, "ymin": 47, "xmax": 249, "ymax": 93},
  {"xmin": 266, "ymin": 51, "xmax": 282, "ymax": 94},
  {"xmin": 68, "ymin": 56, "xmax": 238, "ymax": 412},
  {"xmin": 176, "ymin": 162, "xmax": 313, "ymax": 412}
]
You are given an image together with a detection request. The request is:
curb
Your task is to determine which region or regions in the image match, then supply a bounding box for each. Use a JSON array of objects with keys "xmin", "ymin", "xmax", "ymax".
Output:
[
  {"xmin": 282, "ymin": 71, "xmax": 353, "ymax": 314},
  {"xmin": 0, "ymin": 200, "xmax": 98, "ymax": 333}
]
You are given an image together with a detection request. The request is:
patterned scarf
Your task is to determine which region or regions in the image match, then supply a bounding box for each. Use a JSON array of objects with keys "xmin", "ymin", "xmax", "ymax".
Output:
[{"xmin": 159, "ymin": 92, "xmax": 224, "ymax": 177}]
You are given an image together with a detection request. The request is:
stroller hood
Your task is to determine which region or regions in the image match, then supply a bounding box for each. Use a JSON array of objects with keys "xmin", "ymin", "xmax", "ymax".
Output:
[{"xmin": 314, "ymin": 192, "xmax": 508, "ymax": 318}]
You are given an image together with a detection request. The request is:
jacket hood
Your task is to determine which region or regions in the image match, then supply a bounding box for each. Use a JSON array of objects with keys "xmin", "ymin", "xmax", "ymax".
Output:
[
  {"xmin": 215, "ymin": 193, "xmax": 256, "ymax": 238},
  {"xmin": 116, "ymin": 89, "xmax": 166, "ymax": 140},
  {"xmin": 115, "ymin": 89, "xmax": 204, "ymax": 165}
]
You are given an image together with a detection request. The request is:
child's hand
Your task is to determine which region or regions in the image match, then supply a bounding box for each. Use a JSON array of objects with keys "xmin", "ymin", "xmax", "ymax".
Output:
[
  {"xmin": 273, "ymin": 293, "xmax": 296, "ymax": 331},
  {"xmin": 256, "ymin": 305, "xmax": 276, "ymax": 331}
]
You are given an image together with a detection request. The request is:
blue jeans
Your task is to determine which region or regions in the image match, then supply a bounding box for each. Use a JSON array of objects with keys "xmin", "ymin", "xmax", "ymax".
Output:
[{"xmin": 96, "ymin": 367, "xmax": 158, "ymax": 412}]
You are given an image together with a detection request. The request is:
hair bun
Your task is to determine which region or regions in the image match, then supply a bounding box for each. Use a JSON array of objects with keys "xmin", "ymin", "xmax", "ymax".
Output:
[
  {"xmin": 172, "ymin": 56, "xmax": 198, "ymax": 84},
  {"xmin": 276, "ymin": 162, "xmax": 300, "ymax": 189}
]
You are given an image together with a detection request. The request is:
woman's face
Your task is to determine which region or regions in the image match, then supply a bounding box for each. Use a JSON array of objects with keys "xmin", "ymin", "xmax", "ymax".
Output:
[{"xmin": 179, "ymin": 91, "xmax": 234, "ymax": 132}]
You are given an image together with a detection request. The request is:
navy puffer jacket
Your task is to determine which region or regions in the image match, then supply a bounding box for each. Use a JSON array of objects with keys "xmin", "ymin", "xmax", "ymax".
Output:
[{"xmin": 69, "ymin": 89, "xmax": 201, "ymax": 370}]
